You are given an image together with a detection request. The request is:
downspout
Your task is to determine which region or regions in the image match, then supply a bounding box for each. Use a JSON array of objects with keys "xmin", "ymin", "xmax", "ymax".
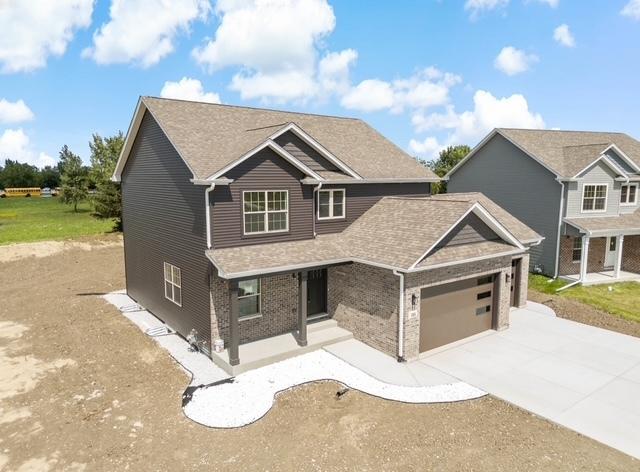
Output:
[
  {"xmin": 312, "ymin": 182, "xmax": 323, "ymax": 238},
  {"xmin": 205, "ymin": 183, "xmax": 216, "ymax": 249},
  {"xmin": 553, "ymin": 179, "xmax": 566, "ymax": 279},
  {"xmin": 393, "ymin": 270, "xmax": 405, "ymax": 362}
]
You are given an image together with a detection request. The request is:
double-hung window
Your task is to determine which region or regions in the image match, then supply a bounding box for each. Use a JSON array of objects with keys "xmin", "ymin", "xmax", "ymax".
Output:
[
  {"xmin": 238, "ymin": 279, "xmax": 261, "ymax": 319},
  {"xmin": 620, "ymin": 184, "xmax": 637, "ymax": 205},
  {"xmin": 243, "ymin": 190, "xmax": 289, "ymax": 234},
  {"xmin": 164, "ymin": 262, "xmax": 182, "ymax": 306},
  {"xmin": 572, "ymin": 238, "xmax": 582, "ymax": 263},
  {"xmin": 318, "ymin": 189, "xmax": 345, "ymax": 220},
  {"xmin": 582, "ymin": 184, "xmax": 607, "ymax": 212}
]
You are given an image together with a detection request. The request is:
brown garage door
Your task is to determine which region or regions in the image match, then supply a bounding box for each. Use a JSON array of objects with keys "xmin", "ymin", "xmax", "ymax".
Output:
[{"xmin": 419, "ymin": 275, "xmax": 496, "ymax": 353}]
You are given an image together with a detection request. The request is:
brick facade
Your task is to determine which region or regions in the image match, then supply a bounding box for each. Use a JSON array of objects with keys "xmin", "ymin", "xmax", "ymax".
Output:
[
  {"xmin": 210, "ymin": 273, "xmax": 298, "ymax": 346},
  {"xmin": 621, "ymin": 235, "xmax": 640, "ymax": 273},
  {"xmin": 210, "ymin": 253, "xmax": 529, "ymax": 361},
  {"xmin": 558, "ymin": 235, "xmax": 607, "ymax": 276},
  {"xmin": 327, "ymin": 263, "xmax": 400, "ymax": 357}
]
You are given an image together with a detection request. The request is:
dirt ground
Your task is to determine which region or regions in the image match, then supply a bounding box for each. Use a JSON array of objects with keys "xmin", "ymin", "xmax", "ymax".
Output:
[
  {"xmin": 0, "ymin": 240, "xmax": 637, "ymax": 471},
  {"xmin": 528, "ymin": 290, "xmax": 640, "ymax": 338}
]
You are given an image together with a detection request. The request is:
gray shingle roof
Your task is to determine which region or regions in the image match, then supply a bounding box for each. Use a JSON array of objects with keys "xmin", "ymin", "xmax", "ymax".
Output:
[
  {"xmin": 206, "ymin": 193, "xmax": 541, "ymax": 278},
  {"xmin": 497, "ymin": 128, "xmax": 640, "ymax": 178},
  {"xmin": 142, "ymin": 96, "xmax": 436, "ymax": 181}
]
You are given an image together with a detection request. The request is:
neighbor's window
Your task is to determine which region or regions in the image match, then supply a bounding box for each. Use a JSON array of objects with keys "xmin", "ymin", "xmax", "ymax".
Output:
[
  {"xmin": 164, "ymin": 262, "xmax": 182, "ymax": 306},
  {"xmin": 572, "ymin": 238, "xmax": 582, "ymax": 263},
  {"xmin": 582, "ymin": 184, "xmax": 607, "ymax": 212},
  {"xmin": 238, "ymin": 279, "xmax": 261, "ymax": 318},
  {"xmin": 318, "ymin": 189, "xmax": 345, "ymax": 219},
  {"xmin": 243, "ymin": 191, "xmax": 289, "ymax": 234},
  {"xmin": 620, "ymin": 184, "xmax": 637, "ymax": 205}
]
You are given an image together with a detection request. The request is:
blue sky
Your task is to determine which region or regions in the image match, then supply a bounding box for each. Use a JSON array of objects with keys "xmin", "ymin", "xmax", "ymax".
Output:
[{"xmin": 0, "ymin": 0, "xmax": 639, "ymax": 167}]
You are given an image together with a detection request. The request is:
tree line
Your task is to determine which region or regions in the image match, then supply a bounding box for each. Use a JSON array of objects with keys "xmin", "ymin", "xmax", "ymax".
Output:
[{"xmin": 0, "ymin": 132, "xmax": 124, "ymax": 230}]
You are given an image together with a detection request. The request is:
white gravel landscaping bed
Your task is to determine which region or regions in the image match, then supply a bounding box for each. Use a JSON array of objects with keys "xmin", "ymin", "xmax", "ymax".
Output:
[{"xmin": 103, "ymin": 290, "xmax": 486, "ymax": 429}]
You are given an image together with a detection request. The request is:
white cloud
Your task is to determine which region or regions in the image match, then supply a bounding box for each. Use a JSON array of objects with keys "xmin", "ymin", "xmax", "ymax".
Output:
[
  {"xmin": 160, "ymin": 77, "xmax": 221, "ymax": 103},
  {"xmin": 0, "ymin": 99, "xmax": 34, "ymax": 124},
  {"xmin": 408, "ymin": 136, "xmax": 444, "ymax": 159},
  {"xmin": 340, "ymin": 79, "xmax": 394, "ymax": 112},
  {"xmin": 0, "ymin": 0, "xmax": 93, "ymax": 73},
  {"xmin": 84, "ymin": 0, "xmax": 210, "ymax": 67},
  {"xmin": 532, "ymin": 0, "xmax": 559, "ymax": 7},
  {"xmin": 553, "ymin": 24, "xmax": 575, "ymax": 47},
  {"xmin": 412, "ymin": 90, "xmax": 545, "ymax": 147},
  {"xmin": 465, "ymin": 0, "xmax": 509, "ymax": 18},
  {"xmin": 622, "ymin": 0, "xmax": 640, "ymax": 20},
  {"xmin": 193, "ymin": 0, "xmax": 340, "ymax": 103},
  {"xmin": 318, "ymin": 49, "xmax": 358, "ymax": 95},
  {"xmin": 0, "ymin": 129, "xmax": 56, "ymax": 168},
  {"xmin": 494, "ymin": 46, "xmax": 538, "ymax": 76},
  {"xmin": 341, "ymin": 67, "xmax": 461, "ymax": 113}
]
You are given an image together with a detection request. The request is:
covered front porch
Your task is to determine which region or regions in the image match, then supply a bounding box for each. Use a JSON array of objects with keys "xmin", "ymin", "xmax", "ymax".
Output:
[{"xmin": 562, "ymin": 215, "xmax": 640, "ymax": 285}]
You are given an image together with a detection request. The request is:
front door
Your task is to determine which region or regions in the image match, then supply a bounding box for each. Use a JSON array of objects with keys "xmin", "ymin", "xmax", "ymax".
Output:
[
  {"xmin": 307, "ymin": 269, "xmax": 327, "ymax": 316},
  {"xmin": 605, "ymin": 236, "xmax": 617, "ymax": 268}
]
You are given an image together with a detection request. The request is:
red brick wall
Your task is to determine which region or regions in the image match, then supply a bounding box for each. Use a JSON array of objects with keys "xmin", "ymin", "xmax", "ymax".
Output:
[{"xmin": 622, "ymin": 235, "xmax": 640, "ymax": 273}]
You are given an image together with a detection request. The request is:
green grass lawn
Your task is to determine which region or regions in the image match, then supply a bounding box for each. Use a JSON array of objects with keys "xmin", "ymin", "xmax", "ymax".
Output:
[
  {"xmin": 529, "ymin": 274, "xmax": 640, "ymax": 323},
  {"xmin": 0, "ymin": 197, "xmax": 115, "ymax": 245}
]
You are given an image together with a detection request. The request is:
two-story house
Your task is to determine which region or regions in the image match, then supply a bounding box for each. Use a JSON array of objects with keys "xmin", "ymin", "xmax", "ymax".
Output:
[
  {"xmin": 113, "ymin": 97, "xmax": 541, "ymax": 374},
  {"xmin": 447, "ymin": 128, "xmax": 640, "ymax": 284}
]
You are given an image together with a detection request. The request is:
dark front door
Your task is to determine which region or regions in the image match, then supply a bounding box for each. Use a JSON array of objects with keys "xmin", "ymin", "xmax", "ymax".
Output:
[{"xmin": 307, "ymin": 269, "xmax": 327, "ymax": 316}]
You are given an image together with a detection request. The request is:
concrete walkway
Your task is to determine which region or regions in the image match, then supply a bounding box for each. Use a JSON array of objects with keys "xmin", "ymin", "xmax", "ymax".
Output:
[{"xmin": 419, "ymin": 303, "xmax": 640, "ymax": 460}]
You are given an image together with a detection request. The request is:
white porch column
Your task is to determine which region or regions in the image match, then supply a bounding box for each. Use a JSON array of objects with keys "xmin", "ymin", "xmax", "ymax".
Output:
[
  {"xmin": 580, "ymin": 235, "xmax": 590, "ymax": 281},
  {"xmin": 614, "ymin": 235, "xmax": 625, "ymax": 279}
]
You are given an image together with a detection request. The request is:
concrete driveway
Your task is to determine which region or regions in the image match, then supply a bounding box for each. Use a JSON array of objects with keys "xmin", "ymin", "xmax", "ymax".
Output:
[{"xmin": 421, "ymin": 303, "xmax": 640, "ymax": 459}]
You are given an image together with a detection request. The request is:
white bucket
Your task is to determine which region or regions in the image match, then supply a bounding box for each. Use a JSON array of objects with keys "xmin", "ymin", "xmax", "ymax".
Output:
[{"xmin": 213, "ymin": 339, "xmax": 225, "ymax": 353}]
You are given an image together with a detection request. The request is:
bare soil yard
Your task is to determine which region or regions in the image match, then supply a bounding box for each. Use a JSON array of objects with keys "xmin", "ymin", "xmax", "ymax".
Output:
[{"xmin": 0, "ymin": 240, "xmax": 637, "ymax": 471}]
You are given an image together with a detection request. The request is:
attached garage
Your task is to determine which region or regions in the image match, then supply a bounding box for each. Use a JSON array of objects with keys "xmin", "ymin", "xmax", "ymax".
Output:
[{"xmin": 419, "ymin": 274, "xmax": 497, "ymax": 353}]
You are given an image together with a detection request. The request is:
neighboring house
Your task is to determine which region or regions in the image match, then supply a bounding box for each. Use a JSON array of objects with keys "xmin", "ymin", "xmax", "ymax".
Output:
[
  {"xmin": 447, "ymin": 128, "xmax": 640, "ymax": 284},
  {"xmin": 113, "ymin": 97, "xmax": 541, "ymax": 374}
]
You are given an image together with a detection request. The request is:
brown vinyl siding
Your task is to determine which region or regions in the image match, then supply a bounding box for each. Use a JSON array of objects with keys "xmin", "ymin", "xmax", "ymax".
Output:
[
  {"xmin": 435, "ymin": 213, "xmax": 500, "ymax": 249},
  {"xmin": 315, "ymin": 183, "xmax": 431, "ymax": 234},
  {"xmin": 273, "ymin": 130, "xmax": 343, "ymax": 174},
  {"xmin": 212, "ymin": 147, "xmax": 314, "ymax": 249},
  {"xmin": 121, "ymin": 111, "xmax": 212, "ymax": 352}
]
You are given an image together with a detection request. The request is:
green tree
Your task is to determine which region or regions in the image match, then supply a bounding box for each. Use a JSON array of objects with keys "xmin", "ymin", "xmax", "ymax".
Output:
[
  {"xmin": 419, "ymin": 145, "xmax": 471, "ymax": 194},
  {"xmin": 89, "ymin": 132, "xmax": 124, "ymax": 231},
  {"xmin": 59, "ymin": 145, "xmax": 88, "ymax": 212},
  {"xmin": 0, "ymin": 159, "xmax": 40, "ymax": 188},
  {"xmin": 39, "ymin": 165, "xmax": 61, "ymax": 188}
]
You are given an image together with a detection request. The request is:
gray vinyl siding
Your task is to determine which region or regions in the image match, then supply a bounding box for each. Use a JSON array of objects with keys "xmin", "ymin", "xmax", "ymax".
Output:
[
  {"xmin": 448, "ymin": 133, "xmax": 561, "ymax": 276},
  {"xmin": 566, "ymin": 161, "xmax": 620, "ymax": 217},
  {"xmin": 121, "ymin": 111, "xmax": 211, "ymax": 351},
  {"xmin": 212, "ymin": 147, "xmax": 314, "ymax": 249},
  {"xmin": 435, "ymin": 213, "xmax": 499, "ymax": 249},
  {"xmin": 273, "ymin": 130, "xmax": 344, "ymax": 174},
  {"xmin": 315, "ymin": 183, "xmax": 431, "ymax": 234}
]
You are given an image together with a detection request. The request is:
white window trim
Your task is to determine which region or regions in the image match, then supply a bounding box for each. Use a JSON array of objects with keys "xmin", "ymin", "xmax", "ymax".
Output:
[
  {"xmin": 163, "ymin": 262, "xmax": 182, "ymax": 307},
  {"xmin": 620, "ymin": 183, "xmax": 638, "ymax": 206},
  {"xmin": 581, "ymin": 183, "xmax": 609, "ymax": 214},
  {"xmin": 238, "ymin": 278, "xmax": 261, "ymax": 320},
  {"xmin": 242, "ymin": 190, "xmax": 289, "ymax": 235},
  {"xmin": 317, "ymin": 188, "xmax": 346, "ymax": 220},
  {"xmin": 571, "ymin": 238, "xmax": 582, "ymax": 263}
]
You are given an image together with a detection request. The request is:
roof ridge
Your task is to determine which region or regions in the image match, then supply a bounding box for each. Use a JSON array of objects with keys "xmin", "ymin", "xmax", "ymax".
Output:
[
  {"xmin": 142, "ymin": 95, "xmax": 362, "ymax": 122},
  {"xmin": 499, "ymin": 127, "xmax": 628, "ymax": 135}
]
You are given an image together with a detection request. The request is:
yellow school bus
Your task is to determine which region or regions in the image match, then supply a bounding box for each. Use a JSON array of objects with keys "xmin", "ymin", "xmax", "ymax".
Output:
[{"xmin": 3, "ymin": 187, "xmax": 42, "ymax": 197}]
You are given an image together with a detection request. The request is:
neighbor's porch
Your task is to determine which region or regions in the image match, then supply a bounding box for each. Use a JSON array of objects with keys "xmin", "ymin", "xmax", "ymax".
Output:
[{"xmin": 559, "ymin": 230, "xmax": 640, "ymax": 285}]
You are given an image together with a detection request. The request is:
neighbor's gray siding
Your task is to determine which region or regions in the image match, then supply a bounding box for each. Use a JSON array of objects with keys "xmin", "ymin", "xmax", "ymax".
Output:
[
  {"xmin": 566, "ymin": 161, "xmax": 620, "ymax": 218},
  {"xmin": 273, "ymin": 130, "xmax": 343, "ymax": 174},
  {"xmin": 121, "ymin": 111, "xmax": 212, "ymax": 351},
  {"xmin": 448, "ymin": 133, "xmax": 561, "ymax": 276},
  {"xmin": 212, "ymin": 147, "xmax": 314, "ymax": 249},
  {"xmin": 315, "ymin": 183, "xmax": 431, "ymax": 234},
  {"xmin": 435, "ymin": 213, "xmax": 499, "ymax": 249}
]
